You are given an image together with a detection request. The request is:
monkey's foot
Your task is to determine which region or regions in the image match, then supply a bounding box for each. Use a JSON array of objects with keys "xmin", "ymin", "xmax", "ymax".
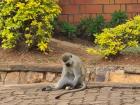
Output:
[
  {"xmin": 65, "ymin": 86, "xmax": 72, "ymax": 90},
  {"xmin": 42, "ymin": 86, "xmax": 52, "ymax": 91}
]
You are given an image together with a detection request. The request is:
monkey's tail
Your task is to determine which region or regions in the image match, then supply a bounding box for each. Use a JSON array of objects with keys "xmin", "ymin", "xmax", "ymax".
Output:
[{"xmin": 55, "ymin": 82, "xmax": 86, "ymax": 99}]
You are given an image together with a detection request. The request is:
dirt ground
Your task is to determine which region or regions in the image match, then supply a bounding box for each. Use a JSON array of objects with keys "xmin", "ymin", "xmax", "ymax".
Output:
[{"xmin": 0, "ymin": 38, "xmax": 140, "ymax": 66}]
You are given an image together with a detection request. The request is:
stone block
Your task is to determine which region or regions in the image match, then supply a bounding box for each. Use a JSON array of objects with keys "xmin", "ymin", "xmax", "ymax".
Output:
[
  {"xmin": 45, "ymin": 72, "xmax": 57, "ymax": 82},
  {"xmin": 108, "ymin": 71, "xmax": 140, "ymax": 83},
  {"xmin": 0, "ymin": 72, "xmax": 7, "ymax": 83},
  {"xmin": 19, "ymin": 72, "xmax": 27, "ymax": 84},
  {"xmin": 26, "ymin": 72, "xmax": 44, "ymax": 83},
  {"xmin": 4, "ymin": 72, "xmax": 19, "ymax": 84}
]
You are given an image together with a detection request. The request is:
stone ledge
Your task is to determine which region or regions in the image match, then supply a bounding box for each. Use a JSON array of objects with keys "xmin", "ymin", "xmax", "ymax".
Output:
[
  {"xmin": 0, "ymin": 64, "xmax": 62, "ymax": 72},
  {"xmin": 0, "ymin": 64, "xmax": 140, "ymax": 85},
  {"xmin": 0, "ymin": 64, "xmax": 62, "ymax": 84},
  {"xmin": 0, "ymin": 64, "xmax": 96, "ymax": 84},
  {"xmin": 3, "ymin": 82, "xmax": 140, "ymax": 89},
  {"xmin": 88, "ymin": 82, "xmax": 140, "ymax": 88},
  {"xmin": 0, "ymin": 64, "xmax": 139, "ymax": 73},
  {"xmin": 124, "ymin": 67, "xmax": 140, "ymax": 74}
]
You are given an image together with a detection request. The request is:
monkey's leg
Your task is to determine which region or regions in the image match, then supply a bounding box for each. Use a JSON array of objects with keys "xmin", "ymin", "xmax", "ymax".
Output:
[
  {"xmin": 42, "ymin": 80, "xmax": 67, "ymax": 91},
  {"xmin": 55, "ymin": 81, "xmax": 86, "ymax": 99},
  {"xmin": 55, "ymin": 77, "xmax": 69, "ymax": 89}
]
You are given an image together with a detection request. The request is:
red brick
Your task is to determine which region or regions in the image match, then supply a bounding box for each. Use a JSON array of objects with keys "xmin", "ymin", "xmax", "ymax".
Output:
[
  {"xmin": 71, "ymin": 0, "xmax": 93, "ymax": 4},
  {"xmin": 115, "ymin": 0, "xmax": 138, "ymax": 4},
  {"xmin": 68, "ymin": 15, "xmax": 74, "ymax": 24},
  {"xmin": 80, "ymin": 5, "xmax": 102, "ymax": 14},
  {"xmin": 138, "ymin": 0, "xmax": 140, "ymax": 3},
  {"xmin": 104, "ymin": 5, "xmax": 121, "ymax": 13},
  {"xmin": 94, "ymin": 0, "xmax": 110, "ymax": 4},
  {"xmin": 58, "ymin": 15, "xmax": 68, "ymax": 22},
  {"xmin": 131, "ymin": 13, "xmax": 138, "ymax": 17},
  {"xmin": 73, "ymin": 14, "xmax": 91, "ymax": 23},
  {"xmin": 61, "ymin": 5, "xmax": 79, "ymax": 14},
  {"xmin": 109, "ymin": 0, "xmax": 115, "ymax": 4},
  {"xmin": 127, "ymin": 13, "xmax": 138, "ymax": 19},
  {"xmin": 102, "ymin": 14, "xmax": 112, "ymax": 21},
  {"xmin": 127, "ymin": 13, "xmax": 132, "ymax": 18},
  {"xmin": 71, "ymin": 0, "xmax": 110, "ymax": 4},
  {"xmin": 89, "ymin": 14, "xmax": 97, "ymax": 17},
  {"xmin": 127, "ymin": 4, "xmax": 140, "ymax": 12},
  {"xmin": 59, "ymin": 0, "xmax": 69, "ymax": 5},
  {"xmin": 120, "ymin": 5, "xmax": 126, "ymax": 11},
  {"xmin": 73, "ymin": 15, "xmax": 82, "ymax": 23}
]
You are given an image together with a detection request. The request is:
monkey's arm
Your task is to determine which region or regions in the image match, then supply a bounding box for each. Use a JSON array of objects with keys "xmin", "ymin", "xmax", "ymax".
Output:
[
  {"xmin": 72, "ymin": 75, "xmax": 81, "ymax": 87},
  {"xmin": 55, "ymin": 68, "xmax": 68, "ymax": 89},
  {"xmin": 42, "ymin": 68, "xmax": 68, "ymax": 91},
  {"xmin": 72, "ymin": 68, "xmax": 82, "ymax": 88}
]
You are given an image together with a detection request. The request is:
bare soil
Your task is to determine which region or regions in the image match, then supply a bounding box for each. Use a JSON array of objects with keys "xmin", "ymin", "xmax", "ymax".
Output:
[{"xmin": 0, "ymin": 38, "xmax": 140, "ymax": 66}]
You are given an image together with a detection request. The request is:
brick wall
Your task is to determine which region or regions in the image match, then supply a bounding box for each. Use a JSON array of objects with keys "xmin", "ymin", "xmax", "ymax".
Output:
[{"xmin": 58, "ymin": 0, "xmax": 140, "ymax": 24}]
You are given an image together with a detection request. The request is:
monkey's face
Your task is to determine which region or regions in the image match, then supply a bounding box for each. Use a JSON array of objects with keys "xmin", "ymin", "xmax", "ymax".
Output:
[
  {"xmin": 62, "ymin": 53, "xmax": 73, "ymax": 67},
  {"xmin": 65, "ymin": 61, "xmax": 73, "ymax": 67}
]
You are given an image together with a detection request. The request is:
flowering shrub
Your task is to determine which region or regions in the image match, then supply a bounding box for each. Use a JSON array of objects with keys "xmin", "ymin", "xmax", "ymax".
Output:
[
  {"xmin": 87, "ymin": 16, "xmax": 140, "ymax": 58},
  {"xmin": 0, "ymin": 0, "xmax": 61, "ymax": 51}
]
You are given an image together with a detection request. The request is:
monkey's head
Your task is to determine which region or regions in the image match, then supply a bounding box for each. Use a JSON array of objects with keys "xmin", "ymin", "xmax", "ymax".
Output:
[{"xmin": 62, "ymin": 53, "xmax": 73, "ymax": 67}]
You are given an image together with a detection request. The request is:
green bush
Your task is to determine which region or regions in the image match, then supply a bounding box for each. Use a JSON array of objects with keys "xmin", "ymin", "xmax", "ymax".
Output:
[
  {"xmin": 122, "ymin": 45, "xmax": 140, "ymax": 55},
  {"xmin": 0, "ymin": 0, "xmax": 61, "ymax": 52},
  {"xmin": 59, "ymin": 21, "xmax": 76, "ymax": 39},
  {"xmin": 87, "ymin": 16, "xmax": 140, "ymax": 58},
  {"xmin": 109, "ymin": 10, "xmax": 128, "ymax": 27},
  {"xmin": 77, "ymin": 15, "xmax": 105, "ymax": 41}
]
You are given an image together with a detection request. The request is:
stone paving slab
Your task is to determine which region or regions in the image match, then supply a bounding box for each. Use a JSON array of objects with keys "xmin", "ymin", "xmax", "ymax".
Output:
[{"xmin": 0, "ymin": 83, "xmax": 140, "ymax": 105}]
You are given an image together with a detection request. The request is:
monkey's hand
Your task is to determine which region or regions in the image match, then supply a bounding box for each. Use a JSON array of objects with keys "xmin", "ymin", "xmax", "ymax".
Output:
[
  {"xmin": 42, "ymin": 86, "xmax": 53, "ymax": 91},
  {"xmin": 72, "ymin": 76, "xmax": 81, "ymax": 88}
]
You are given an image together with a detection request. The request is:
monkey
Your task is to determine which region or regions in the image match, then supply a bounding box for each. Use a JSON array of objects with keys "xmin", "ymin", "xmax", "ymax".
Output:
[{"xmin": 42, "ymin": 52, "xmax": 87, "ymax": 99}]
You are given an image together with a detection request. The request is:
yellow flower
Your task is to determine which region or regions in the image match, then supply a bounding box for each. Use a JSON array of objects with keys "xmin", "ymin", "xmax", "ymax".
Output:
[
  {"xmin": 38, "ymin": 41, "xmax": 48, "ymax": 52},
  {"xmin": 86, "ymin": 48, "xmax": 99, "ymax": 55},
  {"xmin": 16, "ymin": 2, "xmax": 25, "ymax": 9},
  {"xmin": 5, "ymin": 0, "xmax": 14, "ymax": 4}
]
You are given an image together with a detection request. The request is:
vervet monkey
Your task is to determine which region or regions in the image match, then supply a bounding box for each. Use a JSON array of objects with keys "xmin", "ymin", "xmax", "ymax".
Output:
[{"xmin": 42, "ymin": 52, "xmax": 86, "ymax": 99}]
